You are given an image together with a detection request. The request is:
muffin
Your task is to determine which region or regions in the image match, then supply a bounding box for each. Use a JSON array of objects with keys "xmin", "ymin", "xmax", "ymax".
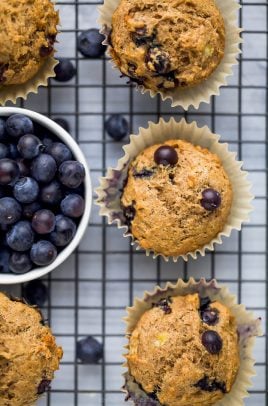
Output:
[
  {"xmin": 124, "ymin": 278, "xmax": 262, "ymax": 406},
  {"xmin": 0, "ymin": 0, "xmax": 59, "ymax": 86},
  {"xmin": 0, "ymin": 292, "xmax": 63, "ymax": 405},
  {"xmin": 109, "ymin": 0, "xmax": 225, "ymax": 92},
  {"xmin": 121, "ymin": 139, "xmax": 233, "ymax": 257},
  {"xmin": 127, "ymin": 293, "xmax": 239, "ymax": 405}
]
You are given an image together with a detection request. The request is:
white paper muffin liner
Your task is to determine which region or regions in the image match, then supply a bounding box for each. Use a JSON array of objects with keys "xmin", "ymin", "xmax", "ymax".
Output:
[
  {"xmin": 0, "ymin": 57, "xmax": 59, "ymax": 106},
  {"xmin": 95, "ymin": 118, "xmax": 253, "ymax": 261},
  {"xmin": 123, "ymin": 278, "xmax": 262, "ymax": 406},
  {"xmin": 98, "ymin": 0, "xmax": 241, "ymax": 110}
]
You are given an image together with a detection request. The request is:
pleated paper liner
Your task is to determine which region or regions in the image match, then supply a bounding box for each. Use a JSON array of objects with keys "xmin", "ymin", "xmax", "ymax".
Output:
[
  {"xmin": 95, "ymin": 118, "xmax": 253, "ymax": 262},
  {"xmin": 123, "ymin": 278, "xmax": 262, "ymax": 406},
  {"xmin": 0, "ymin": 57, "xmax": 58, "ymax": 106},
  {"xmin": 98, "ymin": 0, "xmax": 241, "ymax": 110}
]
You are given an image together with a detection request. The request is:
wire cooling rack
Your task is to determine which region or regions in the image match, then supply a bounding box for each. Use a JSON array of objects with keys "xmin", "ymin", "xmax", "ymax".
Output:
[{"xmin": 3, "ymin": 0, "xmax": 268, "ymax": 405}]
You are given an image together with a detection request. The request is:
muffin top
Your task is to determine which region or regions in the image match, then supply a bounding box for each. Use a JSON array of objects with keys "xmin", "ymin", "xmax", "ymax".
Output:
[
  {"xmin": 110, "ymin": 0, "xmax": 225, "ymax": 91},
  {"xmin": 0, "ymin": 0, "xmax": 59, "ymax": 86},
  {"xmin": 127, "ymin": 293, "xmax": 240, "ymax": 406},
  {"xmin": 0, "ymin": 292, "xmax": 63, "ymax": 406},
  {"xmin": 121, "ymin": 139, "xmax": 232, "ymax": 257}
]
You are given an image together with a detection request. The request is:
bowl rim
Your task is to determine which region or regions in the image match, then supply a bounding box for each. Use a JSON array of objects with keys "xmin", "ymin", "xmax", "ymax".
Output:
[{"xmin": 0, "ymin": 107, "xmax": 92, "ymax": 285}]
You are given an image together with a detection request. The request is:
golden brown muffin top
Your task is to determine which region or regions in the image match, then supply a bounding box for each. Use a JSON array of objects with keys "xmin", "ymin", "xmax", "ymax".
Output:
[
  {"xmin": 121, "ymin": 139, "xmax": 233, "ymax": 257},
  {"xmin": 0, "ymin": 0, "xmax": 59, "ymax": 86},
  {"xmin": 127, "ymin": 293, "xmax": 240, "ymax": 406},
  {"xmin": 0, "ymin": 292, "xmax": 63, "ymax": 406},
  {"xmin": 110, "ymin": 0, "xmax": 225, "ymax": 91}
]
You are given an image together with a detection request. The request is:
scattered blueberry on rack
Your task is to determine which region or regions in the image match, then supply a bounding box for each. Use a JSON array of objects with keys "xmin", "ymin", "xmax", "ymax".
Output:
[
  {"xmin": 0, "ymin": 113, "xmax": 86, "ymax": 274},
  {"xmin": 54, "ymin": 58, "xmax": 77, "ymax": 82},
  {"xmin": 77, "ymin": 29, "xmax": 106, "ymax": 58},
  {"xmin": 105, "ymin": 114, "xmax": 129, "ymax": 141},
  {"xmin": 76, "ymin": 336, "xmax": 104, "ymax": 364}
]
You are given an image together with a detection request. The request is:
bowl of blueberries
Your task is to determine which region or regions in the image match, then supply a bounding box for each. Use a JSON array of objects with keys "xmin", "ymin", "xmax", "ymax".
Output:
[{"xmin": 0, "ymin": 107, "xmax": 91, "ymax": 284}]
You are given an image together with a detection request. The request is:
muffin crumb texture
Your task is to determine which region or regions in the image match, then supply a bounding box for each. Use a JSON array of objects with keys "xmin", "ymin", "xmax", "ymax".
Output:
[
  {"xmin": 121, "ymin": 139, "xmax": 233, "ymax": 257},
  {"xmin": 0, "ymin": 0, "xmax": 59, "ymax": 86},
  {"xmin": 0, "ymin": 293, "xmax": 63, "ymax": 406},
  {"xmin": 127, "ymin": 293, "xmax": 240, "ymax": 406},
  {"xmin": 110, "ymin": 0, "xmax": 225, "ymax": 91}
]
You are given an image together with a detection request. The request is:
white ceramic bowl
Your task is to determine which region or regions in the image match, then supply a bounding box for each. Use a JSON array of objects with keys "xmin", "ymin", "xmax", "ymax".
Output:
[{"xmin": 0, "ymin": 107, "xmax": 92, "ymax": 284}]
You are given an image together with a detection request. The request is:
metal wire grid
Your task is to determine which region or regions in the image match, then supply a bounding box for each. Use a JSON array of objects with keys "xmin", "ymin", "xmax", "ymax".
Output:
[{"xmin": 3, "ymin": 0, "xmax": 268, "ymax": 405}]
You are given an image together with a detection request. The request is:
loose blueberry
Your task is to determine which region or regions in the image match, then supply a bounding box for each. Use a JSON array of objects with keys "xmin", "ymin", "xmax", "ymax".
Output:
[
  {"xmin": 194, "ymin": 376, "xmax": 226, "ymax": 393},
  {"xmin": 0, "ymin": 143, "xmax": 8, "ymax": 159},
  {"xmin": 201, "ymin": 331, "xmax": 223, "ymax": 355},
  {"xmin": 40, "ymin": 181, "xmax": 63, "ymax": 206},
  {"xmin": 54, "ymin": 58, "xmax": 76, "ymax": 82},
  {"xmin": 47, "ymin": 142, "xmax": 72, "ymax": 165},
  {"xmin": 0, "ymin": 249, "xmax": 10, "ymax": 273},
  {"xmin": 23, "ymin": 279, "xmax": 48, "ymax": 306},
  {"xmin": 37, "ymin": 380, "xmax": 51, "ymax": 395},
  {"xmin": 201, "ymin": 308, "xmax": 219, "ymax": 326},
  {"xmin": 77, "ymin": 29, "xmax": 106, "ymax": 58},
  {"xmin": 76, "ymin": 336, "xmax": 103, "ymax": 364},
  {"xmin": 6, "ymin": 114, "xmax": 34, "ymax": 138},
  {"xmin": 0, "ymin": 197, "xmax": 22, "ymax": 224},
  {"xmin": 9, "ymin": 252, "xmax": 32, "ymax": 274},
  {"xmin": 31, "ymin": 154, "xmax": 57, "ymax": 183},
  {"xmin": 53, "ymin": 118, "xmax": 70, "ymax": 132},
  {"xmin": 6, "ymin": 221, "xmax": 34, "ymax": 251},
  {"xmin": 8, "ymin": 144, "xmax": 20, "ymax": 159},
  {"xmin": 58, "ymin": 161, "xmax": 85, "ymax": 189},
  {"xmin": 30, "ymin": 240, "xmax": 57, "ymax": 266},
  {"xmin": 16, "ymin": 158, "xmax": 30, "ymax": 177},
  {"xmin": 201, "ymin": 188, "xmax": 221, "ymax": 211},
  {"xmin": 105, "ymin": 114, "xmax": 129, "ymax": 141},
  {"xmin": 0, "ymin": 159, "xmax": 20, "ymax": 185},
  {"xmin": 49, "ymin": 215, "xmax": 76, "ymax": 247},
  {"xmin": 60, "ymin": 194, "xmax": 85, "ymax": 218},
  {"xmin": 32, "ymin": 209, "xmax": 56, "ymax": 234},
  {"xmin": 23, "ymin": 202, "xmax": 42, "ymax": 220},
  {"xmin": 13, "ymin": 177, "xmax": 39, "ymax": 204},
  {"xmin": 17, "ymin": 134, "xmax": 43, "ymax": 159},
  {"xmin": 154, "ymin": 145, "xmax": 178, "ymax": 166}
]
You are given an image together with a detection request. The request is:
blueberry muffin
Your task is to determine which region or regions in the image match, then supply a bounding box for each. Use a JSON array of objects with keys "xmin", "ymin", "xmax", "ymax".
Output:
[
  {"xmin": 0, "ymin": 0, "xmax": 59, "ymax": 86},
  {"xmin": 110, "ymin": 0, "xmax": 225, "ymax": 91},
  {"xmin": 126, "ymin": 293, "xmax": 240, "ymax": 406},
  {"xmin": 0, "ymin": 292, "xmax": 63, "ymax": 405},
  {"xmin": 121, "ymin": 139, "xmax": 232, "ymax": 257}
]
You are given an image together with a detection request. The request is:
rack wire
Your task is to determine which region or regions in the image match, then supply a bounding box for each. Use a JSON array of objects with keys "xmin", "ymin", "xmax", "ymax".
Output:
[{"xmin": 4, "ymin": 0, "xmax": 268, "ymax": 405}]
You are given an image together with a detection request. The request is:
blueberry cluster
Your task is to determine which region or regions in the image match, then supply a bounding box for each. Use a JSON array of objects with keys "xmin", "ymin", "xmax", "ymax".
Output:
[{"xmin": 0, "ymin": 114, "xmax": 85, "ymax": 274}]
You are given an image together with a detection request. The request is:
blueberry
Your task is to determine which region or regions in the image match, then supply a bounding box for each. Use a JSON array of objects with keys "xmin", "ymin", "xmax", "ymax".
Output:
[
  {"xmin": 0, "ymin": 118, "xmax": 6, "ymax": 141},
  {"xmin": 37, "ymin": 380, "xmax": 51, "ymax": 395},
  {"xmin": 16, "ymin": 158, "xmax": 30, "ymax": 177},
  {"xmin": 53, "ymin": 118, "xmax": 70, "ymax": 132},
  {"xmin": 76, "ymin": 336, "xmax": 103, "ymax": 364},
  {"xmin": 194, "ymin": 376, "xmax": 226, "ymax": 393},
  {"xmin": 40, "ymin": 181, "xmax": 63, "ymax": 206},
  {"xmin": 42, "ymin": 136, "xmax": 54, "ymax": 150},
  {"xmin": 17, "ymin": 134, "xmax": 43, "ymax": 159},
  {"xmin": 47, "ymin": 142, "xmax": 72, "ymax": 165},
  {"xmin": 0, "ymin": 159, "xmax": 20, "ymax": 185},
  {"xmin": 200, "ymin": 297, "xmax": 211, "ymax": 311},
  {"xmin": 61, "ymin": 194, "xmax": 85, "ymax": 218},
  {"xmin": 0, "ymin": 249, "xmax": 10, "ymax": 273},
  {"xmin": 59, "ymin": 161, "xmax": 85, "ymax": 189},
  {"xmin": 154, "ymin": 145, "xmax": 178, "ymax": 166},
  {"xmin": 6, "ymin": 221, "xmax": 34, "ymax": 251},
  {"xmin": 30, "ymin": 240, "xmax": 57, "ymax": 266},
  {"xmin": 9, "ymin": 252, "xmax": 32, "ymax": 274},
  {"xmin": 13, "ymin": 177, "xmax": 39, "ymax": 204},
  {"xmin": 0, "ymin": 197, "xmax": 22, "ymax": 224},
  {"xmin": 23, "ymin": 279, "xmax": 48, "ymax": 306},
  {"xmin": 49, "ymin": 214, "xmax": 76, "ymax": 247},
  {"xmin": 201, "ymin": 189, "xmax": 221, "ymax": 211},
  {"xmin": 105, "ymin": 114, "xmax": 129, "ymax": 141},
  {"xmin": 123, "ymin": 205, "xmax": 136, "ymax": 228},
  {"xmin": 146, "ymin": 48, "xmax": 170, "ymax": 74},
  {"xmin": 153, "ymin": 297, "xmax": 172, "ymax": 314},
  {"xmin": 32, "ymin": 209, "xmax": 56, "ymax": 234},
  {"xmin": 0, "ymin": 143, "xmax": 8, "ymax": 159},
  {"xmin": 201, "ymin": 308, "xmax": 219, "ymax": 326},
  {"xmin": 6, "ymin": 114, "xmax": 34, "ymax": 138},
  {"xmin": 201, "ymin": 331, "xmax": 223, "ymax": 354},
  {"xmin": 54, "ymin": 58, "xmax": 76, "ymax": 82},
  {"xmin": 77, "ymin": 29, "xmax": 106, "ymax": 58},
  {"xmin": 23, "ymin": 202, "xmax": 42, "ymax": 220},
  {"xmin": 31, "ymin": 154, "xmax": 57, "ymax": 183},
  {"xmin": 8, "ymin": 144, "xmax": 20, "ymax": 159}
]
